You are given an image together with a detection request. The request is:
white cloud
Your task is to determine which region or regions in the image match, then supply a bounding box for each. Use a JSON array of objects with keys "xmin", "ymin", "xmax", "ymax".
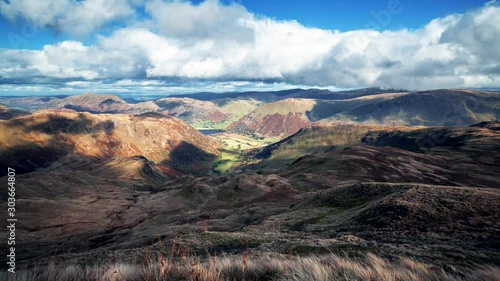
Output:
[
  {"xmin": 0, "ymin": 0, "xmax": 134, "ymax": 36},
  {"xmin": 145, "ymin": 0, "xmax": 253, "ymax": 41},
  {"xmin": 0, "ymin": 0, "xmax": 499, "ymax": 91},
  {"xmin": 440, "ymin": 4, "xmax": 500, "ymax": 66}
]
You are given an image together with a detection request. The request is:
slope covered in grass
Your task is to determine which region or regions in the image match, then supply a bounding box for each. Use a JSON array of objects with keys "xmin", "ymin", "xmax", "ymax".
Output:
[
  {"xmin": 0, "ymin": 110, "xmax": 221, "ymax": 175},
  {"xmin": 5, "ymin": 253, "xmax": 499, "ymax": 281}
]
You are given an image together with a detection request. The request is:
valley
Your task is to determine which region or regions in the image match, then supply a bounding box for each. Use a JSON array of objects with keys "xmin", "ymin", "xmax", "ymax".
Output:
[
  {"xmin": 1, "ymin": 88, "xmax": 500, "ymax": 280},
  {"xmin": 2, "ymin": 1, "xmax": 499, "ymax": 279}
]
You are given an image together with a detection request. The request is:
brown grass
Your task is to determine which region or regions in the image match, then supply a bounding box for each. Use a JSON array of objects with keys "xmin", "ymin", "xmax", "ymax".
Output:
[{"xmin": 2, "ymin": 252, "xmax": 499, "ymax": 281}]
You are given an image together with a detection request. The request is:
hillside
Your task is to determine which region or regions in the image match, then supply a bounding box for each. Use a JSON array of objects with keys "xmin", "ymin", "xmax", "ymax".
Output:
[
  {"xmin": 169, "ymin": 87, "xmax": 403, "ymax": 102},
  {"xmin": 1, "ymin": 91, "xmax": 499, "ymax": 277},
  {"xmin": 225, "ymin": 93, "xmax": 405, "ymax": 138},
  {"xmin": 155, "ymin": 97, "xmax": 260, "ymax": 129},
  {"xmin": 0, "ymin": 88, "xmax": 399, "ymax": 112},
  {"xmin": 1, "ymin": 118, "xmax": 499, "ymax": 277},
  {"xmin": 0, "ymin": 109, "xmax": 221, "ymax": 175},
  {"xmin": 228, "ymin": 99, "xmax": 316, "ymax": 137},
  {"xmin": 0, "ymin": 104, "xmax": 29, "ymax": 120},
  {"xmin": 0, "ymin": 96, "xmax": 54, "ymax": 111},
  {"xmin": 9, "ymin": 175, "xmax": 500, "ymax": 270},
  {"xmin": 228, "ymin": 89, "xmax": 500, "ymax": 138},
  {"xmin": 245, "ymin": 122, "xmax": 500, "ymax": 188},
  {"xmin": 2, "ymin": 89, "xmax": 497, "ymax": 138},
  {"xmin": 41, "ymin": 93, "xmax": 161, "ymax": 115},
  {"xmin": 262, "ymin": 181, "xmax": 500, "ymax": 267},
  {"xmin": 325, "ymin": 89, "xmax": 500, "ymax": 126},
  {"xmin": 0, "ymin": 94, "xmax": 261, "ymax": 130}
]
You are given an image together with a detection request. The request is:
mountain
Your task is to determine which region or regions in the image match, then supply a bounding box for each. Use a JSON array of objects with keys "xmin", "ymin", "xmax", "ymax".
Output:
[
  {"xmin": 323, "ymin": 89, "xmax": 500, "ymax": 126},
  {"xmin": 41, "ymin": 93, "xmax": 161, "ymax": 115},
  {"xmin": 0, "ymin": 94, "xmax": 162, "ymax": 115},
  {"xmin": 169, "ymin": 87, "xmax": 403, "ymax": 102},
  {"xmin": 0, "ymin": 96, "xmax": 55, "ymax": 112},
  {"xmin": 4, "ymin": 161, "xmax": 299, "ymax": 263},
  {"xmin": 3, "ymin": 121, "xmax": 500, "ymax": 271},
  {"xmin": 246, "ymin": 122, "xmax": 500, "ymax": 188},
  {"xmin": 0, "ymin": 104, "xmax": 29, "ymax": 120},
  {"xmin": 229, "ymin": 89, "xmax": 500, "ymax": 138},
  {"xmin": 0, "ymin": 93, "xmax": 261, "ymax": 130},
  {"xmin": 155, "ymin": 97, "xmax": 261, "ymax": 129},
  {"xmin": 2, "ymin": 89, "xmax": 500, "ymax": 275},
  {"xmin": 3, "ymin": 89, "xmax": 497, "ymax": 138},
  {"xmin": 0, "ymin": 88, "xmax": 395, "ymax": 114},
  {"xmin": 227, "ymin": 98, "xmax": 315, "ymax": 137},
  {"xmin": 0, "ymin": 109, "xmax": 221, "ymax": 176}
]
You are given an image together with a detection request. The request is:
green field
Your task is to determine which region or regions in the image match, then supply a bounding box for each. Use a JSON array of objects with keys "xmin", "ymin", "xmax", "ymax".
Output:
[
  {"xmin": 210, "ymin": 133, "xmax": 280, "ymax": 173},
  {"xmin": 191, "ymin": 119, "xmax": 237, "ymax": 130}
]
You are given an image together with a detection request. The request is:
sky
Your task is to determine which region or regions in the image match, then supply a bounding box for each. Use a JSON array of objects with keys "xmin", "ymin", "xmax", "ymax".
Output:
[{"xmin": 0, "ymin": 0, "xmax": 498, "ymax": 96}]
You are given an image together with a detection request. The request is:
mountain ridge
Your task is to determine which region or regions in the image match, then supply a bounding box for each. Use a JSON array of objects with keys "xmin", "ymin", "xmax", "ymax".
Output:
[{"xmin": 0, "ymin": 109, "xmax": 221, "ymax": 176}]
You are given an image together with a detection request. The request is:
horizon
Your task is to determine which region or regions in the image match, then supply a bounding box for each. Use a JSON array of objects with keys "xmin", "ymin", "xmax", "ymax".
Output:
[
  {"xmin": 2, "ymin": 86, "xmax": 500, "ymax": 98},
  {"xmin": 0, "ymin": 0, "xmax": 499, "ymax": 95}
]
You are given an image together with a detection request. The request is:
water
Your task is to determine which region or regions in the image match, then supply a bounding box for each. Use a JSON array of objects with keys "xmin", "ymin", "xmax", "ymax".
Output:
[{"xmin": 198, "ymin": 129, "xmax": 225, "ymax": 135}]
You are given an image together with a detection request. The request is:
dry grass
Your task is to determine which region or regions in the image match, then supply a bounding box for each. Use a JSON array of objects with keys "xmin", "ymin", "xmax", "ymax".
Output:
[{"xmin": 2, "ymin": 252, "xmax": 499, "ymax": 281}]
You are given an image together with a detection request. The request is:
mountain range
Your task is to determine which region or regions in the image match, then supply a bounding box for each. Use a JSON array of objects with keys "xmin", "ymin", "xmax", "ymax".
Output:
[
  {"xmin": 0, "ymin": 88, "xmax": 499, "ymax": 278},
  {"xmin": 2, "ymin": 88, "xmax": 498, "ymax": 138}
]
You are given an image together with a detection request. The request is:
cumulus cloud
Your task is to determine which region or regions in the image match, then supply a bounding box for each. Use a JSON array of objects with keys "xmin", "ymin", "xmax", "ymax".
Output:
[
  {"xmin": 440, "ymin": 3, "xmax": 500, "ymax": 68},
  {"xmin": 0, "ymin": 0, "xmax": 499, "ymax": 91},
  {"xmin": 146, "ymin": 0, "xmax": 253, "ymax": 41},
  {"xmin": 0, "ymin": 0, "xmax": 134, "ymax": 35}
]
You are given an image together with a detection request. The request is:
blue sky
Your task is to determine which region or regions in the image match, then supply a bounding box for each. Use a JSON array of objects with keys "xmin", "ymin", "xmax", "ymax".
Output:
[
  {"xmin": 0, "ymin": 0, "xmax": 498, "ymax": 95},
  {"xmin": 0, "ymin": 0, "xmax": 490, "ymax": 50},
  {"xmin": 239, "ymin": 0, "xmax": 490, "ymax": 30}
]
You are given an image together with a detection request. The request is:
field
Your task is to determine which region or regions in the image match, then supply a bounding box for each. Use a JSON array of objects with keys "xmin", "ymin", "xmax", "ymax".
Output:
[
  {"xmin": 210, "ymin": 133, "xmax": 279, "ymax": 173},
  {"xmin": 191, "ymin": 119, "xmax": 237, "ymax": 130}
]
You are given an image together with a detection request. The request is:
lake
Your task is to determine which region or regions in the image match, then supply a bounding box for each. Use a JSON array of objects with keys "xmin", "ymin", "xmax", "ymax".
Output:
[{"xmin": 198, "ymin": 129, "xmax": 225, "ymax": 135}]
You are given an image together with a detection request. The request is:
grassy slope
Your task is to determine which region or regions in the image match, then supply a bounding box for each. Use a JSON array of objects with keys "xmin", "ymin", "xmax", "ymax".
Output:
[
  {"xmin": 6, "ymin": 252, "xmax": 499, "ymax": 280},
  {"xmin": 3, "ymin": 91, "xmax": 500, "ymax": 278},
  {"xmin": 228, "ymin": 90, "xmax": 500, "ymax": 138},
  {"xmin": 210, "ymin": 133, "xmax": 279, "ymax": 173},
  {"xmin": 192, "ymin": 99, "xmax": 262, "ymax": 130},
  {"xmin": 158, "ymin": 98, "xmax": 261, "ymax": 130},
  {"xmin": 227, "ymin": 99, "xmax": 316, "ymax": 138},
  {"xmin": 247, "ymin": 122, "xmax": 500, "ymax": 168},
  {"xmin": 249, "ymin": 124, "xmax": 417, "ymax": 167},
  {"xmin": 242, "ymin": 122, "xmax": 500, "ymax": 190},
  {"xmin": 323, "ymin": 90, "xmax": 500, "ymax": 126},
  {"xmin": 252, "ymin": 98, "xmax": 316, "ymax": 116},
  {"xmin": 4, "ymin": 122, "xmax": 500, "ymax": 277},
  {"xmin": 0, "ymin": 104, "xmax": 30, "ymax": 120},
  {"xmin": 0, "ymin": 110, "xmax": 222, "ymax": 175}
]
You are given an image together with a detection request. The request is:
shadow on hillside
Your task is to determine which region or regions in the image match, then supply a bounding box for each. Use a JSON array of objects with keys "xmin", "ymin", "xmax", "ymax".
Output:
[
  {"xmin": 242, "ymin": 122, "xmax": 500, "ymax": 188},
  {"xmin": 0, "ymin": 106, "xmax": 30, "ymax": 120},
  {"xmin": 0, "ymin": 141, "xmax": 69, "ymax": 177},
  {"xmin": 7, "ymin": 113, "xmax": 115, "ymax": 135},
  {"xmin": 63, "ymin": 105, "xmax": 111, "ymax": 114},
  {"xmin": 162, "ymin": 141, "xmax": 217, "ymax": 174},
  {"xmin": 307, "ymin": 100, "xmax": 352, "ymax": 121},
  {"xmin": 1, "ymin": 114, "xmax": 119, "ymax": 176},
  {"xmin": 339, "ymin": 93, "xmax": 498, "ymax": 126}
]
